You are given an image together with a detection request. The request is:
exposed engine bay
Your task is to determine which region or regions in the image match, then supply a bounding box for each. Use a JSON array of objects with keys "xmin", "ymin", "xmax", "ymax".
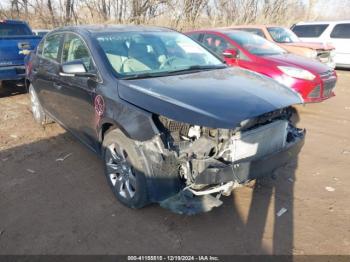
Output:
[{"xmin": 137, "ymin": 106, "xmax": 305, "ymax": 214}]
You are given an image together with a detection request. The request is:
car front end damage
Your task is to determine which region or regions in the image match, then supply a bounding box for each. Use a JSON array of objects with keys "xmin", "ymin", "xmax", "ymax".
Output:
[{"xmin": 136, "ymin": 107, "xmax": 305, "ymax": 214}]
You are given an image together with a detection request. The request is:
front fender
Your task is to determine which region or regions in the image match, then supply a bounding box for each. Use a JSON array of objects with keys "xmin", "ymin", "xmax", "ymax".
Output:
[{"xmin": 98, "ymin": 98, "xmax": 160, "ymax": 142}]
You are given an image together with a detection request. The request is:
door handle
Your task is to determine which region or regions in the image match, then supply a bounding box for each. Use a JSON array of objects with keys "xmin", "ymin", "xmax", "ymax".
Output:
[{"xmin": 53, "ymin": 83, "xmax": 62, "ymax": 90}]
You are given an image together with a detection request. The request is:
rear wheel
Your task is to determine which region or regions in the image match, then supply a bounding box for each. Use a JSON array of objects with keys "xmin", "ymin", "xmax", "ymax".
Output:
[
  {"xmin": 103, "ymin": 129, "xmax": 150, "ymax": 208},
  {"xmin": 29, "ymin": 84, "xmax": 52, "ymax": 125}
]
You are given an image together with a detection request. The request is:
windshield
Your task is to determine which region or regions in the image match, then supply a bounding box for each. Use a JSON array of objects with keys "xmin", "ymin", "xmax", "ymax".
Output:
[
  {"xmin": 226, "ymin": 31, "xmax": 286, "ymax": 56},
  {"xmin": 0, "ymin": 23, "xmax": 32, "ymax": 36},
  {"xmin": 267, "ymin": 27, "xmax": 299, "ymax": 43},
  {"xmin": 94, "ymin": 31, "xmax": 224, "ymax": 78}
]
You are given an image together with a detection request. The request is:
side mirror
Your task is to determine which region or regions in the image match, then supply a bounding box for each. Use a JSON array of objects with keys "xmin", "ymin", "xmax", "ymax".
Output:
[
  {"xmin": 222, "ymin": 49, "xmax": 238, "ymax": 59},
  {"xmin": 60, "ymin": 61, "xmax": 96, "ymax": 78}
]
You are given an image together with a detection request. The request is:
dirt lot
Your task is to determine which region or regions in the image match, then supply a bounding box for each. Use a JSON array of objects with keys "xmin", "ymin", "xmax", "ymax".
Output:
[{"xmin": 0, "ymin": 72, "xmax": 349, "ymax": 255}]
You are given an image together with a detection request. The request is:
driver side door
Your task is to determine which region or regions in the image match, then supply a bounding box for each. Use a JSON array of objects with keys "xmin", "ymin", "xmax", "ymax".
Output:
[{"xmin": 55, "ymin": 33, "xmax": 100, "ymax": 151}]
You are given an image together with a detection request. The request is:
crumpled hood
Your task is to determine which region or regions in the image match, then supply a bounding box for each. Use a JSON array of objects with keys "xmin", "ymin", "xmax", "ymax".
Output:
[{"xmin": 118, "ymin": 67, "xmax": 303, "ymax": 129}]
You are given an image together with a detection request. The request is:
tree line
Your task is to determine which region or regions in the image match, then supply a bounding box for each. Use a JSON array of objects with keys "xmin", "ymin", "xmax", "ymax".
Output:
[{"xmin": 0, "ymin": 0, "xmax": 348, "ymax": 30}]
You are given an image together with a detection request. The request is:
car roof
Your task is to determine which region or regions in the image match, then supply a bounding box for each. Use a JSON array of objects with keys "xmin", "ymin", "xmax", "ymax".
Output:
[
  {"xmin": 188, "ymin": 28, "xmax": 258, "ymax": 35},
  {"xmin": 227, "ymin": 25, "xmax": 281, "ymax": 29},
  {"xmin": 295, "ymin": 20, "xmax": 350, "ymax": 25},
  {"xmin": 53, "ymin": 24, "xmax": 174, "ymax": 34},
  {"xmin": 0, "ymin": 19, "xmax": 28, "ymax": 24}
]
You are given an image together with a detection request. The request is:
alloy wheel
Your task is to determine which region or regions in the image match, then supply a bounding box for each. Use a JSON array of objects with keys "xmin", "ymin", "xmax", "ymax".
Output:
[
  {"xmin": 29, "ymin": 86, "xmax": 41, "ymax": 121},
  {"xmin": 105, "ymin": 144, "xmax": 137, "ymax": 200}
]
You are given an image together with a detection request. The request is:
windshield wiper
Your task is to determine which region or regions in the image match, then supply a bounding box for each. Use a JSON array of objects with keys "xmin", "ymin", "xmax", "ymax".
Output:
[
  {"xmin": 169, "ymin": 64, "xmax": 226, "ymax": 73},
  {"xmin": 121, "ymin": 65, "xmax": 226, "ymax": 80},
  {"xmin": 121, "ymin": 72, "xmax": 169, "ymax": 80}
]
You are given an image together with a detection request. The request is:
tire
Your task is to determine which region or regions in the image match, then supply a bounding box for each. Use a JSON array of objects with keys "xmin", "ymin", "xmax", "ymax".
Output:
[
  {"xmin": 103, "ymin": 129, "xmax": 150, "ymax": 208},
  {"xmin": 29, "ymin": 84, "xmax": 53, "ymax": 125}
]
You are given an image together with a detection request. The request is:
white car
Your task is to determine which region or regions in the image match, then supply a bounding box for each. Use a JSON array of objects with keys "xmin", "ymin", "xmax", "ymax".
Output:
[{"xmin": 292, "ymin": 21, "xmax": 350, "ymax": 68}]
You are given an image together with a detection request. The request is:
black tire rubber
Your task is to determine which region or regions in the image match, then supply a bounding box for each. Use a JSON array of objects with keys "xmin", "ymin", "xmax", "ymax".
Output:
[
  {"xmin": 29, "ymin": 84, "xmax": 53, "ymax": 126},
  {"xmin": 103, "ymin": 128, "xmax": 150, "ymax": 208}
]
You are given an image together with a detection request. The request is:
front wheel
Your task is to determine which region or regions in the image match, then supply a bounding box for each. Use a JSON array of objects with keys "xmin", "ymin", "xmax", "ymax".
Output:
[{"xmin": 103, "ymin": 129, "xmax": 150, "ymax": 208}]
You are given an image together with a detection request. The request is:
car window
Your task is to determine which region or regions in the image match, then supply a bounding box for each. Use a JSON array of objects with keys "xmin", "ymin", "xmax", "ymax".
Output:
[
  {"xmin": 292, "ymin": 24, "xmax": 329, "ymax": 38},
  {"xmin": 227, "ymin": 31, "xmax": 286, "ymax": 56},
  {"xmin": 234, "ymin": 28, "xmax": 266, "ymax": 38},
  {"xmin": 188, "ymin": 33, "xmax": 202, "ymax": 42},
  {"xmin": 330, "ymin": 23, "xmax": 350, "ymax": 39},
  {"xmin": 42, "ymin": 34, "xmax": 62, "ymax": 61},
  {"xmin": 267, "ymin": 27, "xmax": 299, "ymax": 43},
  {"xmin": 37, "ymin": 31, "xmax": 49, "ymax": 37},
  {"xmin": 62, "ymin": 33, "xmax": 95, "ymax": 72},
  {"xmin": 95, "ymin": 31, "xmax": 223, "ymax": 77},
  {"xmin": 202, "ymin": 34, "xmax": 234, "ymax": 58},
  {"xmin": 0, "ymin": 23, "xmax": 32, "ymax": 36},
  {"xmin": 37, "ymin": 39, "xmax": 45, "ymax": 55}
]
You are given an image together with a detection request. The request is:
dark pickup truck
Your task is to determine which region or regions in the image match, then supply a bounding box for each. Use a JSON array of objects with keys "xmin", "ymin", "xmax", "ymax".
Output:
[{"xmin": 0, "ymin": 19, "xmax": 41, "ymax": 82}]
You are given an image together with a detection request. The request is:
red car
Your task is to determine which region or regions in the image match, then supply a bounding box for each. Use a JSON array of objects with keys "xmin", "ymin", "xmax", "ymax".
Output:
[{"xmin": 187, "ymin": 29, "xmax": 337, "ymax": 103}]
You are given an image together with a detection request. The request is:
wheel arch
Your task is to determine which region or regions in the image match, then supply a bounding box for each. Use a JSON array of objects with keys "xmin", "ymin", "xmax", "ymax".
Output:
[
  {"xmin": 98, "ymin": 119, "xmax": 126, "ymax": 143},
  {"xmin": 98, "ymin": 112, "xmax": 160, "ymax": 144}
]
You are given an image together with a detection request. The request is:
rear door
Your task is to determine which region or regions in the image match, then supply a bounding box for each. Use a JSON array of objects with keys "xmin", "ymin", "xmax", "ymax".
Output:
[
  {"xmin": 329, "ymin": 23, "xmax": 350, "ymax": 66},
  {"xmin": 33, "ymin": 33, "xmax": 64, "ymax": 118},
  {"xmin": 55, "ymin": 32, "xmax": 99, "ymax": 150}
]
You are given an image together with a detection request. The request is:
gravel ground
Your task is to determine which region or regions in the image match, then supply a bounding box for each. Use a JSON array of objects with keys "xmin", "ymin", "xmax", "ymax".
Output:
[{"xmin": 0, "ymin": 71, "xmax": 349, "ymax": 255}]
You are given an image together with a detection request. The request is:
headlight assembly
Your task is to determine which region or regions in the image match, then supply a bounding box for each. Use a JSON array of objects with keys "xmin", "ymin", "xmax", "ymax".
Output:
[{"xmin": 277, "ymin": 66, "xmax": 316, "ymax": 81}]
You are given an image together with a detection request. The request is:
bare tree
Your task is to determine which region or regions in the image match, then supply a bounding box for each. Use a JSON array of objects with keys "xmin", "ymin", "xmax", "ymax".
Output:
[
  {"xmin": 65, "ymin": 0, "xmax": 73, "ymax": 24},
  {"xmin": 0, "ymin": 0, "xmax": 344, "ymax": 30},
  {"xmin": 129, "ymin": 0, "xmax": 167, "ymax": 24},
  {"xmin": 47, "ymin": 0, "xmax": 57, "ymax": 26},
  {"xmin": 183, "ymin": 0, "xmax": 208, "ymax": 25},
  {"xmin": 10, "ymin": 0, "xmax": 20, "ymax": 18}
]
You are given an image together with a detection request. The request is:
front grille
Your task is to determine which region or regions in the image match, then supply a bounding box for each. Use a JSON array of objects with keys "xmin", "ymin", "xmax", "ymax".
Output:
[
  {"xmin": 323, "ymin": 79, "xmax": 336, "ymax": 97},
  {"xmin": 319, "ymin": 70, "xmax": 335, "ymax": 79},
  {"xmin": 320, "ymin": 70, "xmax": 336, "ymax": 97},
  {"xmin": 308, "ymin": 85, "xmax": 321, "ymax": 98}
]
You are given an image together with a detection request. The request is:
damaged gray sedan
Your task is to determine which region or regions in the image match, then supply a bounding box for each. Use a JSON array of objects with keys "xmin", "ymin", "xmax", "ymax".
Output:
[{"xmin": 26, "ymin": 25, "xmax": 305, "ymax": 214}]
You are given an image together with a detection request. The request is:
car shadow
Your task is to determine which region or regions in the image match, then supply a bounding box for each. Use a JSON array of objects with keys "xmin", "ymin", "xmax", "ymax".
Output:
[
  {"xmin": 0, "ymin": 111, "xmax": 300, "ymax": 255},
  {"xmin": 0, "ymin": 80, "xmax": 27, "ymax": 98}
]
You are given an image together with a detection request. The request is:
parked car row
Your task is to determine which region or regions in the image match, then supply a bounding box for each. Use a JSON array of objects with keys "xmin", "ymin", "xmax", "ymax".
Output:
[
  {"xmin": 187, "ymin": 29, "xmax": 337, "ymax": 103},
  {"xmin": 229, "ymin": 25, "xmax": 336, "ymax": 69},
  {"xmin": 291, "ymin": 20, "xmax": 350, "ymax": 68},
  {"xmin": 2, "ymin": 19, "xmax": 345, "ymax": 213}
]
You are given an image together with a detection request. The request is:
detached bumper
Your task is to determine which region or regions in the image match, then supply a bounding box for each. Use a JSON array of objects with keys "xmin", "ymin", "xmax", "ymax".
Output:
[
  {"xmin": 0, "ymin": 66, "xmax": 25, "ymax": 81},
  {"xmin": 193, "ymin": 130, "xmax": 305, "ymax": 185}
]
